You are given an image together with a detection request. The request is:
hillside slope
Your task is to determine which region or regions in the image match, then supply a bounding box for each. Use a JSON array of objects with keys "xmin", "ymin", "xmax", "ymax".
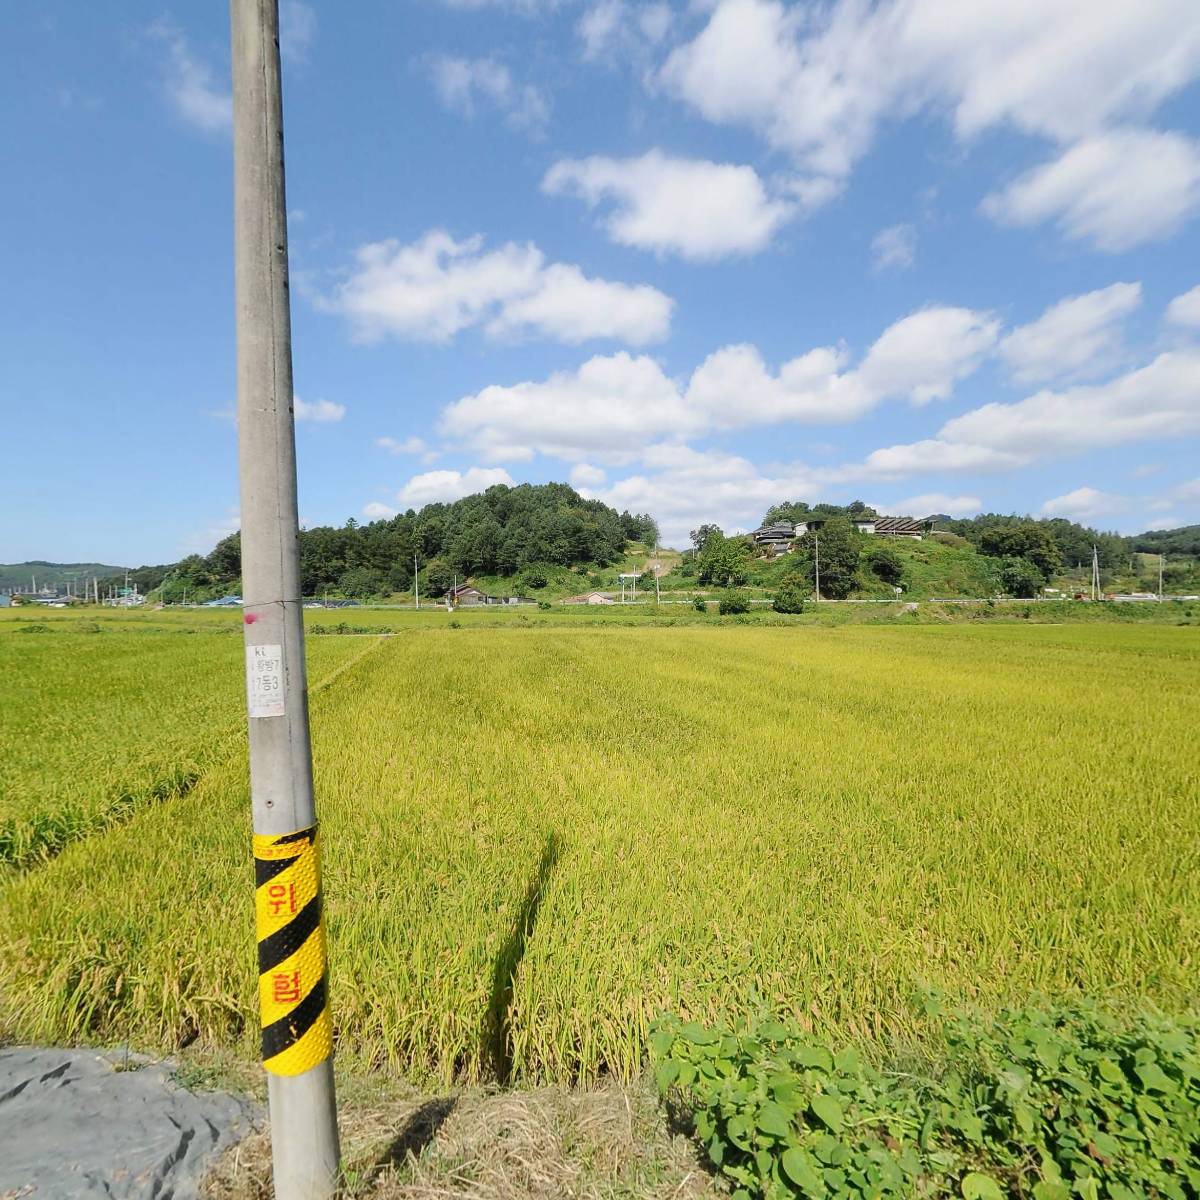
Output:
[{"xmin": 0, "ymin": 561, "xmax": 126, "ymax": 591}]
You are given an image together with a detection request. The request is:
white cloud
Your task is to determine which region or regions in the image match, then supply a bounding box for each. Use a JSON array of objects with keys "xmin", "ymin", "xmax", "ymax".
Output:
[
  {"xmin": 430, "ymin": 56, "xmax": 549, "ymax": 136},
  {"xmin": 939, "ymin": 350, "xmax": 1200, "ymax": 459},
  {"xmin": 543, "ymin": 151, "xmax": 796, "ymax": 260},
  {"xmin": 294, "ymin": 397, "xmax": 345, "ymax": 423},
  {"xmin": 998, "ymin": 282, "xmax": 1141, "ymax": 383},
  {"xmin": 363, "ymin": 501, "xmax": 399, "ymax": 520},
  {"xmin": 150, "ymin": 23, "xmax": 231, "ymax": 133},
  {"xmin": 437, "ymin": 0, "xmax": 558, "ymax": 11},
  {"xmin": 855, "ymin": 307, "xmax": 1000, "ymax": 405},
  {"xmin": 983, "ymin": 129, "xmax": 1200, "ymax": 251},
  {"xmin": 396, "ymin": 467, "xmax": 516, "ymax": 507},
  {"xmin": 659, "ymin": 0, "xmax": 1200, "ymax": 244},
  {"xmin": 1040, "ymin": 486, "xmax": 1126, "ymax": 520},
  {"xmin": 578, "ymin": 0, "xmax": 672, "ymax": 62},
  {"xmin": 857, "ymin": 439, "xmax": 1025, "ymax": 479},
  {"xmin": 441, "ymin": 352, "xmax": 697, "ymax": 462},
  {"xmin": 280, "ymin": 2, "xmax": 317, "ymax": 64},
  {"xmin": 377, "ymin": 436, "xmax": 429, "ymax": 456},
  {"xmin": 569, "ymin": 463, "xmax": 607, "ymax": 488},
  {"xmin": 439, "ymin": 304, "xmax": 999, "ymax": 462},
  {"xmin": 485, "ymin": 262, "xmax": 674, "ymax": 344},
  {"xmin": 686, "ymin": 343, "xmax": 872, "ymax": 427},
  {"xmin": 871, "ymin": 224, "xmax": 916, "ymax": 272},
  {"xmin": 1166, "ymin": 285, "xmax": 1200, "ymax": 327},
  {"xmin": 321, "ymin": 230, "xmax": 672, "ymax": 346},
  {"xmin": 888, "ymin": 493, "xmax": 981, "ymax": 518},
  {"xmin": 853, "ymin": 350, "xmax": 1200, "ymax": 481},
  {"xmin": 1144, "ymin": 478, "xmax": 1200, "ymax": 523},
  {"xmin": 581, "ymin": 445, "xmax": 823, "ymax": 548},
  {"xmin": 180, "ymin": 507, "xmax": 240, "ymax": 555}
]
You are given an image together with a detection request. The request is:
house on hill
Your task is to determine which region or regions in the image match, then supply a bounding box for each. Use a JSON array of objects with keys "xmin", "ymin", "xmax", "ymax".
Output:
[
  {"xmin": 872, "ymin": 517, "xmax": 927, "ymax": 539},
  {"xmin": 752, "ymin": 521, "xmax": 800, "ymax": 553},
  {"xmin": 802, "ymin": 515, "xmax": 928, "ymax": 539}
]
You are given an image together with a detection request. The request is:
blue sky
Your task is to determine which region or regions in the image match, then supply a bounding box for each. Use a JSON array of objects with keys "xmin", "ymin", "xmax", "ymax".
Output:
[{"xmin": 3, "ymin": 0, "xmax": 1200, "ymax": 562}]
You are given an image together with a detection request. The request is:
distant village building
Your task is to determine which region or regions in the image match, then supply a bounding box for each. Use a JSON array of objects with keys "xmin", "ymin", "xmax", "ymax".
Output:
[
  {"xmin": 751, "ymin": 522, "xmax": 799, "ymax": 553},
  {"xmin": 563, "ymin": 591, "xmax": 615, "ymax": 605},
  {"xmin": 751, "ymin": 514, "xmax": 930, "ymax": 554},
  {"xmin": 871, "ymin": 517, "xmax": 927, "ymax": 539},
  {"xmin": 446, "ymin": 583, "xmax": 530, "ymax": 606},
  {"xmin": 447, "ymin": 583, "xmax": 493, "ymax": 606}
]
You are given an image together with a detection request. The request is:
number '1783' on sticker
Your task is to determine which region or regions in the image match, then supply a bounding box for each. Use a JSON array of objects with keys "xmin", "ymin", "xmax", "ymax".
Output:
[{"xmin": 246, "ymin": 643, "xmax": 286, "ymax": 718}]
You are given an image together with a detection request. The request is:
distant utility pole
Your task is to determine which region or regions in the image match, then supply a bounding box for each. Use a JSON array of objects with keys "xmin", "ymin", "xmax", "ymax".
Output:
[
  {"xmin": 1091, "ymin": 544, "xmax": 1101, "ymax": 601},
  {"xmin": 814, "ymin": 534, "xmax": 821, "ymax": 602},
  {"xmin": 1159, "ymin": 554, "xmax": 1165, "ymax": 600},
  {"xmin": 230, "ymin": 2, "xmax": 339, "ymax": 1197},
  {"xmin": 413, "ymin": 555, "xmax": 420, "ymax": 609}
]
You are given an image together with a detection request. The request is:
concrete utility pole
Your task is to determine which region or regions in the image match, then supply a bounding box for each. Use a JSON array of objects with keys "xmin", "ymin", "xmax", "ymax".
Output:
[
  {"xmin": 413, "ymin": 554, "xmax": 420, "ymax": 608},
  {"xmin": 230, "ymin": 2, "xmax": 340, "ymax": 1196},
  {"xmin": 814, "ymin": 534, "xmax": 821, "ymax": 602}
]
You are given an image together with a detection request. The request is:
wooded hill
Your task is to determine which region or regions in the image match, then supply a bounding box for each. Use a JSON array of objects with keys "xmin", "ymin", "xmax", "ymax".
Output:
[
  {"xmin": 47, "ymin": 490, "xmax": 1199, "ymax": 604},
  {"xmin": 108, "ymin": 483, "xmax": 658, "ymax": 602},
  {"xmin": 0, "ymin": 561, "xmax": 126, "ymax": 592},
  {"xmin": 671, "ymin": 504, "xmax": 1199, "ymax": 600}
]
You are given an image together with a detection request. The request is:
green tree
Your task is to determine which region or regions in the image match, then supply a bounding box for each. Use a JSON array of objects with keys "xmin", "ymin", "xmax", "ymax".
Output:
[
  {"xmin": 697, "ymin": 534, "xmax": 751, "ymax": 586},
  {"xmin": 796, "ymin": 517, "xmax": 860, "ymax": 599},
  {"xmin": 206, "ymin": 533, "xmax": 242, "ymax": 582},
  {"xmin": 999, "ymin": 556, "xmax": 1044, "ymax": 598},
  {"xmin": 718, "ymin": 591, "xmax": 749, "ymax": 614},
  {"xmin": 979, "ymin": 521, "xmax": 1063, "ymax": 579},
  {"xmin": 692, "ymin": 596, "xmax": 707, "ymax": 613},
  {"xmin": 689, "ymin": 523, "xmax": 724, "ymax": 552},
  {"xmin": 772, "ymin": 576, "xmax": 808, "ymax": 613},
  {"xmin": 865, "ymin": 542, "xmax": 903, "ymax": 585},
  {"xmin": 423, "ymin": 558, "xmax": 454, "ymax": 597},
  {"xmin": 338, "ymin": 566, "xmax": 386, "ymax": 598},
  {"xmin": 385, "ymin": 561, "xmax": 413, "ymax": 593}
]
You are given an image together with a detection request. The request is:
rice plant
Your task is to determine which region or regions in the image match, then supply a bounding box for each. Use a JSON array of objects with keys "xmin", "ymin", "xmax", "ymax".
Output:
[{"xmin": 0, "ymin": 624, "xmax": 1196, "ymax": 1086}]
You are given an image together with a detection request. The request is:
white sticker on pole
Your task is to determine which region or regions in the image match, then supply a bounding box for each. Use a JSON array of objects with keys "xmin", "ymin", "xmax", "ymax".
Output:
[{"xmin": 246, "ymin": 644, "xmax": 285, "ymax": 718}]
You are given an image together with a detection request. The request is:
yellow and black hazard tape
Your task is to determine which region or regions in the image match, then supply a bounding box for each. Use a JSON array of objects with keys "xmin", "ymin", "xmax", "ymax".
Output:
[{"xmin": 253, "ymin": 824, "xmax": 332, "ymax": 1076}]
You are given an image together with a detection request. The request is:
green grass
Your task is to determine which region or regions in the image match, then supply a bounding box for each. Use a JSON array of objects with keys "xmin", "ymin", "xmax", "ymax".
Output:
[{"xmin": 1, "ymin": 623, "xmax": 1196, "ymax": 1088}]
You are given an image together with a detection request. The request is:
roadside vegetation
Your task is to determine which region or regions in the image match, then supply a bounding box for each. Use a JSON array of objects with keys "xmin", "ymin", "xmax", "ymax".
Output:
[{"xmin": 654, "ymin": 1003, "xmax": 1200, "ymax": 1199}]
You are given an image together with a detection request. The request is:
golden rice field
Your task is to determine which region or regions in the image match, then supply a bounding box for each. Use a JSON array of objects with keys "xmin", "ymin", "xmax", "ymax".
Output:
[
  {"xmin": 0, "ymin": 626, "xmax": 370, "ymax": 868},
  {"xmin": 0, "ymin": 615, "xmax": 1197, "ymax": 1085}
]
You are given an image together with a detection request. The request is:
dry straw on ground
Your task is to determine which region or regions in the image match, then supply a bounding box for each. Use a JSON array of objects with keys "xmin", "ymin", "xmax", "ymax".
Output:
[{"xmin": 203, "ymin": 1078, "xmax": 718, "ymax": 1200}]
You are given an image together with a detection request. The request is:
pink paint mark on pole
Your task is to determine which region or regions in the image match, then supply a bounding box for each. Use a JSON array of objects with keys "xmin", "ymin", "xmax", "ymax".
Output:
[{"xmin": 244, "ymin": 612, "xmax": 259, "ymax": 624}]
